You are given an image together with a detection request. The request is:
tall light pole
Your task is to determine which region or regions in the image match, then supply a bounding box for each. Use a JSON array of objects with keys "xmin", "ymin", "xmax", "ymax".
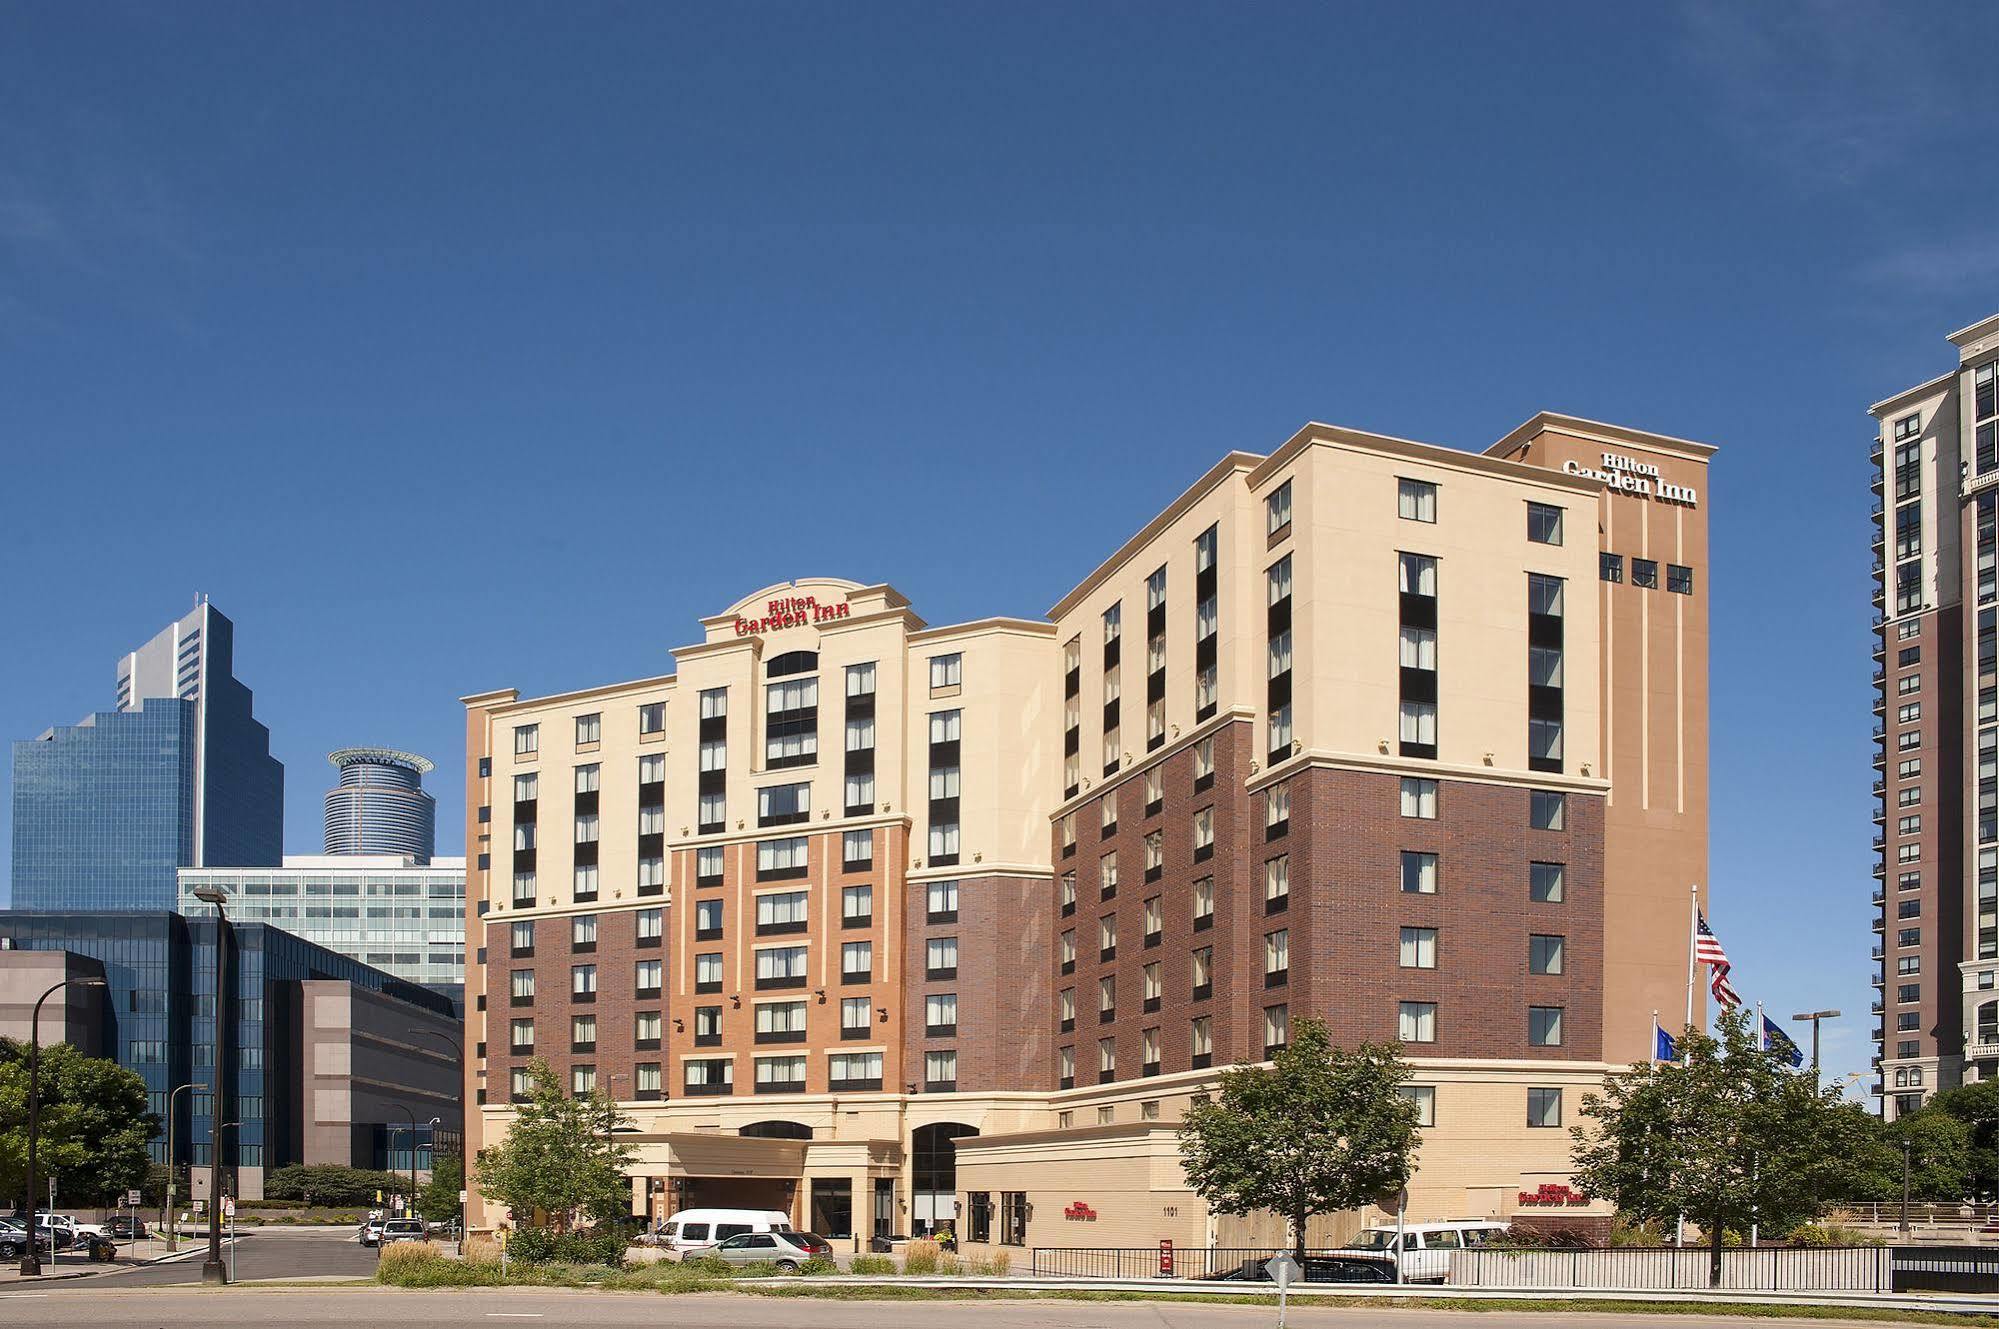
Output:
[
  {"xmin": 192, "ymin": 886, "xmax": 232, "ymax": 1286},
  {"xmin": 1790, "ymin": 1009, "xmax": 1842, "ymax": 1081},
  {"xmin": 411, "ymin": 1027, "xmax": 466, "ymax": 1244},
  {"xmin": 391, "ymin": 1105, "xmax": 417, "ymax": 1213},
  {"xmin": 19, "ymin": 976, "xmax": 107, "ymax": 1276},
  {"xmin": 164, "ymin": 1080, "xmax": 204, "ymax": 1252}
]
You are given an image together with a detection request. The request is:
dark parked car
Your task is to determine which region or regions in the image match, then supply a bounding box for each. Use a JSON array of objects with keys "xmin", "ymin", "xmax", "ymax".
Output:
[
  {"xmin": 1209, "ymin": 1254, "xmax": 1398, "ymax": 1284},
  {"xmin": 106, "ymin": 1215, "xmax": 150, "ymax": 1240}
]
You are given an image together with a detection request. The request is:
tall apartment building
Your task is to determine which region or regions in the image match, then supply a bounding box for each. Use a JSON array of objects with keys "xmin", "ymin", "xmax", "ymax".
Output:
[
  {"xmin": 11, "ymin": 599, "xmax": 283, "ymax": 911},
  {"xmin": 1869, "ymin": 310, "xmax": 1999, "ymax": 1119},
  {"xmin": 461, "ymin": 414, "xmax": 1712, "ymax": 1252}
]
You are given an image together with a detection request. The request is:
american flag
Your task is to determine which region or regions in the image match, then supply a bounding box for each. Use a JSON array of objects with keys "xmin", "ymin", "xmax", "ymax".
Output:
[{"xmin": 1696, "ymin": 911, "xmax": 1740, "ymax": 1009}]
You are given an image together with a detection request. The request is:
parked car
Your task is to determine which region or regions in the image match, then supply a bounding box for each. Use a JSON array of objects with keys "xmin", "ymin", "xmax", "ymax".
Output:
[
  {"xmin": 106, "ymin": 1215, "xmax": 150, "ymax": 1240},
  {"xmin": 654, "ymin": 1208, "xmax": 795, "ymax": 1256},
  {"xmin": 37, "ymin": 1211, "xmax": 109, "ymax": 1240},
  {"xmin": 1209, "ymin": 1254, "xmax": 1398, "ymax": 1284},
  {"xmin": 377, "ymin": 1218, "xmax": 428, "ymax": 1247},
  {"xmin": 357, "ymin": 1217, "xmax": 386, "ymax": 1247},
  {"xmin": 1329, "ymin": 1220, "xmax": 1511, "ymax": 1282},
  {"xmin": 0, "ymin": 1219, "xmax": 54, "ymax": 1261},
  {"xmin": 683, "ymin": 1229, "xmax": 833, "ymax": 1273}
]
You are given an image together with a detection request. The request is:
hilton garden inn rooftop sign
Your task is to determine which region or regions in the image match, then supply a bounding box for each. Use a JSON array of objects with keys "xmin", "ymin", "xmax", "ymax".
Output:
[{"xmin": 1560, "ymin": 452, "xmax": 1699, "ymax": 507}]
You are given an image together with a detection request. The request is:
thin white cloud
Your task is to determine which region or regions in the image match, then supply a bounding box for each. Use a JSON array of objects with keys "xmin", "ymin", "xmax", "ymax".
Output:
[{"xmin": 1859, "ymin": 234, "xmax": 1999, "ymax": 292}]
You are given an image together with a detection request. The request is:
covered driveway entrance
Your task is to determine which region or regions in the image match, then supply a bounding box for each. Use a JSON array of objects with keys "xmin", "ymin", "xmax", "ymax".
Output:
[{"xmin": 627, "ymin": 1129, "xmax": 903, "ymax": 1253}]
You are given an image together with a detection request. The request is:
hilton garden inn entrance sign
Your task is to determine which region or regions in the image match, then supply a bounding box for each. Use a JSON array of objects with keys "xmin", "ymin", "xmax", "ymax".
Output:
[{"xmin": 1561, "ymin": 452, "xmax": 1699, "ymax": 507}]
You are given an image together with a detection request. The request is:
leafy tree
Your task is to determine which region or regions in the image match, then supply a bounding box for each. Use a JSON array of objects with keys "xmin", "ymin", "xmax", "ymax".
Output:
[
  {"xmin": 263, "ymin": 1163, "xmax": 412, "ymax": 1207},
  {"xmin": 1177, "ymin": 1018, "xmax": 1419, "ymax": 1259},
  {"xmin": 474, "ymin": 1060, "xmax": 636, "ymax": 1232},
  {"xmin": 0, "ymin": 1038, "xmax": 158, "ymax": 1210},
  {"xmin": 419, "ymin": 1152, "xmax": 463, "ymax": 1226},
  {"xmin": 1922, "ymin": 1079, "xmax": 1999, "ymax": 1198},
  {"xmin": 1571, "ymin": 1008, "xmax": 1862, "ymax": 1285},
  {"xmin": 1842, "ymin": 1107, "xmax": 1973, "ymax": 1203}
]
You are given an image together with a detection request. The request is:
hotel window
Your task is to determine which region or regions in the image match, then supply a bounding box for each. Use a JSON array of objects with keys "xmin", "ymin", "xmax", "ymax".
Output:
[
  {"xmin": 1531, "ymin": 790, "xmax": 1566, "ymax": 831},
  {"xmin": 1141, "ymin": 1027, "xmax": 1162, "ymax": 1075},
  {"xmin": 1192, "ymin": 946, "xmax": 1213, "ymax": 1000},
  {"xmin": 1264, "ymin": 929, "xmax": 1289, "ymax": 987},
  {"xmin": 756, "ymin": 890, "xmax": 809, "ymax": 935},
  {"xmin": 1528, "ymin": 1087, "xmax": 1562, "ymax": 1128},
  {"xmin": 1401, "ymin": 777, "xmax": 1437, "ymax": 819},
  {"xmin": 1060, "ymin": 929, "xmax": 1076, "ymax": 973},
  {"xmin": 840, "ymin": 996, "xmax": 872, "ymax": 1039},
  {"xmin": 1895, "ymin": 500, "xmax": 1922, "ymax": 560},
  {"xmin": 1099, "ymin": 974, "xmax": 1116, "ymax": 1021},
  {"xmin": 1399, "ymin": 477, "xmax": 1437, "ymax": 523},
  {"xmin": 930, "ymin": 653, "xmax": 963, "ymax": 692},
  {"xmin": 512, "ymin": 871, "xmax": 536, "ymax": 907},
  {"xmin": 1899, "ymin": 758, "xmax": 1922, "ymax": 779},
  {"xmin": 694, "ymin": 1005, "xmax": 723, "ymax": 1045},
  {"xmin": 1142, "ymin": 832, "xmax": 1161, "ymax": 881},
  {"xmin": 1142, "ymin": 960, "xmax": 1163, "ymax": 1011},
  {"xmin": 929, "ymin": 709, "xmax": 962, "ymax": 866},
  {"xmin": 843, "ymin": 884, "xmax": 873, "ymax": 928},
  {"xmin": 843, "ymin": 828, "xmax": 873, "ymax": 869},
  {"xmin": 684, "ymin": 1059, "xmax": 732, "ymax": 1094},
  {"xmin": 1264, "ymin": 1004, "xmax": 1289, "ymax": 1056},
  {"xmin": 1137, "ymin": 769, "xmax": 1160, "ymax": 817},
  {"xmin": 841, "ymin": 940, "xmax": 872, "ymax": 983},
  {"xmin": 1061, "ymin": 812, "xmax": 1077, "ymax": 857},
  {"xmin": 1398, "ymin": 553, "xmax": 1438, "ymax": 758},
  {"xmin": 1064, "ymin": 637, "xmax": 1083, "ymax": 796},
  {"xmin": 514, "ymin": 823, "xmax": 537, "ymax": 852},
  {"xmin": 1102, "ymin": 788, "xmax": 1119, "ymax": 834},
  {"xmin": 1143, "ymin": 896, "xmax": 1163, "ymax": 947},
  {"xmin": 1191, "ymin": 1015, "xmax": 1213, "ymax": 1069},
  {"xmin": 926, "ymin": 879, "xmax": 959, "ymax": 923},
  {"xmin": 844, "ymin": 662, "xmax": 877, "ymax": 815},
  {"xmin": 510, "ymin": 968, "xmax": 535, "ymax": 1002},
  {"xmin": 756, "ymin": 1055, "xmax": 807, "ymax": 1092},
  {"xmin": 692, "ymin": 950, "xmax": 728, "ymax": 993},
  {"xmin": 1059, "ymin": 1045, "xmax": 1076, "ymax": 1088},
  {"xmin": 637, "ymin": 960, "xmax": 664, "ymax": 997},
  {"xmin": 1268, "ymin": 554, "xmax": 1294, "ymax": 761},
  {"xmin": 575, "ymin": 712, "xmax": 601, "ymax": 746},
  {"xmin": 927, "ymin": 936, "xmax": 959, "ymax": 980},
  {"xmin": 635, "ymin": 1062, "xmax": 663, "ymax": 1100},
  {"xmin": 695, "ymin": 845, "xmax": 724, "ymax": 886},
  {"xmin": 1102, "ymin": 850, "xmax": 1120, "ymax": 899},
  {"xmin": 755, "ymin": 1000, "xmax": 808, "ymax": 1043},
  {"xmin": 697, "ymin": 789, "xmax": 725, "ymax": 833},
  {"xmin": 1600, "ymin": 552, "xmax": 1623, "ymax": 583},
  {"xmin": 1898, "ymin": 674, "xmax": 1921, "ymax": 696},
  {"xmin": 574, "ymin": 762, "xmax": 600, "ymax": 795},
  {"xmin": 846, "ymin": 662, "xmax": 877, "ymax": 697},
  {"xmin": 1059, "ymin": 986, "xmax": 1076, "ymax": 1031},
  {"xmin": 1668, "ymin": 564, "xmax": 1694, "ymax": 595},
  {"xmin": 1400, "ymin": 926, "xmax": 1437, "ymax": 969},
  {"xmin": 1401, "ymin": 850, "xmax": 1437, "ymax": 894},
  {"xmin": 635, "ymin": 1011, "xmax": 662, "ymax": 1049},
  {"xmin": 1529, "ymin": 1006, "xmax": 1565, "ymax": 1047},
  {"xmin": 1266, "ymin": 780, "xmax": 1291, "ymax": 839},
  {"xmin": 639, "ymin": 701, "xmax": 665, "ymax": 735},
  {"xmin": 571, "ymin": 963, "xmax": 598, "ymax": 1000},
  {"xmin": 1531, "ymin": 861, "xmax": 1565, "ymax": 903},
  {"xmin": 1530, "ymin": 934, "xmax": 1565, "ymax": 974},
  {"xmin": 1401, "ymin": 1085, "xmax": 1437, "ymax": 1127},
  {"xmin": 1527, "ymin": 502, "xmax": 1563, "ymax": 545},
  {"xmin": 757, "ymin": 782, "xmax": 811, "ymax": 828},
  {"xmin": 638, "ymin": 854, "xmax": 665, "ymax": 896},
  {"xmin": 1193, "ymin": 877, "xmax": 1214, "ymax": 930},
  {"xmin": 509, "ymin": 1067, "xmax": 532, "ymax": 1101},
  {"xmin": 1398, "ymin": 1001, "xmax": 1437, "ymax": 1044},
  {"xmin": 1145, "ymin": 566, "xmax": 1167, "ymax": 751},
  {"xmin": 1060, "ymin": 871, "xmax": 1077, "ymax": 916},
  {"xmin": 759, "ymin": 945, "xmax": 811, "ymax": 988},
  {"xmin": 1631, "ymin": 558, "xmax": 1659, "ymax": 590},
  {"xmin": 925, "ymin": 1050, "xmax": 958, "ymax": 1092},
  {"xmin": 1196, "ymin": 523, "xmax": 1220, "ymax": 721},
  {"xmin": 1098, "ymin": 1037, "xmax": 1117, "ymax": 1082},
  {"xmin": 571, "ymin": 1014, "xmax": 597, "ymax": 1052},
  {"xmin": 1195, "ymin": 735, "xmax": 1215, "ymax": 792},
  {"xmin": 514, "ymin": 724, "xmax": 538, "ymax": 756},
  {"xmin": 830, "ymin": 1051, "xmax": 883, "ymax": 1091},
  {"xmin": 757, "ymin": 836, "xmax": 809, "ymax": 881},
  {"xmin": 920, "ymin": 992, "xmax": 959, "ymax": 1038},
  {"xmin": 513, "ymin": 770, "xmax": 538, "ymax": 802},
  {"xmin": 1528, "ymin": 573, "xmax": 1565, "ymax": 774},
  {"xmin": 1265, "ymin": 855, "xmax": 1289, "ymax": 912},
  {"xmin": 571, "ymin": 914, "xmax": 598, "ymax": 951},
  {"xmin": 638, "ymin": 750, "xmax": 665, "ymax": 785},
  {"xmin": 637, "ymin": 906, "xmax": 663, "ymax": 946},
  {"xmin": 574, "ymin": 813, "xmax": 599, "ymax": 845},
  {"xmin": 1100, "ymin": 914, "xmax": 1118, "ymax": 961},
  {"xmin": 1267, "ymin": 478, "xmax": 1292, "ymax": 538},
  {"xmin": 765, "ymin": 672, "xmax": 820, "ymax": 769},
  {"xmin": 509, "ymin": 1018, "xmax": 534, "ymax": 1053},
  {"xmin": 511, "ymin": 920, "xmax": 534, "ymax": 956}
]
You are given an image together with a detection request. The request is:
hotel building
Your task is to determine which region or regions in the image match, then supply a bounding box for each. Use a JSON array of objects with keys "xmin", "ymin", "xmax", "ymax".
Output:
[
  {"xmin": 1869, "ymin": 310, "xmax": 1999, "ymax": 1118},
  {"xmin": 461, "ymin": 413, "xmax": 1712, "ymax": 1251}
]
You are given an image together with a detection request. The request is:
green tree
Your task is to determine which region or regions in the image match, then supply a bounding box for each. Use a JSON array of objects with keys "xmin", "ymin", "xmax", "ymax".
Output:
[
  {"xmin": 474, "ymin": 1060, "xmax": 635, "ymax": 1232},
  {"xmin": 1922, "ymin": 1078, "xmax": 1999, "ymax": 1198},
  {"xmin": 419, "ymin": 1152, "xmax": 463, "ymax": 1226},
  {"xmin": 1177, "ymin": 1018, "xmax": 1419, "ymax": 1259},
  {"xmin": 0, "ymin": 1038, "xmax": 159, "ymax": 1210},
  {"xmin": 1571, "ymin": 1008, "xmax": 1862, "ymax": 1285},
  {"xmin": 1844, "ymin": 1107, "xmax": 1973, "ymax": 1203},
  {"xmin": 264, "ymin": 1163, "xmax": 412, "ymax": 1206}
]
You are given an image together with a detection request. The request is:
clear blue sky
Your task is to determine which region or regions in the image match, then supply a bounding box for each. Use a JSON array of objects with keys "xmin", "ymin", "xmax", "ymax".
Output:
[{"xmin": 3, "ymin": 3, "xmax": 1993, "ymax": 1094}]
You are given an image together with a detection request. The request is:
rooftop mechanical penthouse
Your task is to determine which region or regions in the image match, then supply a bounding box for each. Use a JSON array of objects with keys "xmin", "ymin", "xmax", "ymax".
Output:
[{"xmin": 461, "ymin": 413, "xmax": 1714, "ymax": 1254}]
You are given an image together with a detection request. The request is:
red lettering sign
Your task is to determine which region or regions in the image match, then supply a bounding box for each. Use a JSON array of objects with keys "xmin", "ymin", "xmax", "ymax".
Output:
[
  {"xmin": 733, "ymin": 595, "xmax": 852, "ymax": 637},
  {"xmin": 1516, "ymin": 1183, "xmax": 1589, "ymax": 1207},
  {"xmin": 1062, "ymin": 1202, "xmax": 1097, "ymax": 1222},
  {"xmin": 1158, "ymin": 1238, "xmax": 1173, "ymax": 1274}
]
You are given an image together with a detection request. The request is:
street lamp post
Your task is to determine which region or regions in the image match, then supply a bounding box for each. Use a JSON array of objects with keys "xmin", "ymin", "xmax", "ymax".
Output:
[
  {"xmin": 391, "ymin": 1105, "xmax": 417, "ymax": 1214},
  {"xmin": 164, "ymin": 1080, "xmax": 205, "ymax": 1252},
  {"xmin": 411, "ymin": 1028, "xmax": 466, "ymax": 1245},
  {"xmin": 1790, "ymin": 1009, "xmax": 1842, "ymax": 1081},
  {"xmin": 19, "ymin": 976, "xmax": 108, "ymax": 1276},
  {"xmin": 192, "ymin": 886, "xmax": 232, "ymax": 1286},
  {"xmin": 423, "ymin": 1115, "xmax": 441, "ymax": 1217}
]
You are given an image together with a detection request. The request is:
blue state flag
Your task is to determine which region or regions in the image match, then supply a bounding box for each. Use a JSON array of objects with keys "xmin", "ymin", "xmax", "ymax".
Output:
[
  {"xmin": 1762, "ymin": 1015, "xmax": 1805, "ymax": 1069},
  {"xmin": 1655, "ymin": 1023, "xmax": 1677, "ymax": 1062}
]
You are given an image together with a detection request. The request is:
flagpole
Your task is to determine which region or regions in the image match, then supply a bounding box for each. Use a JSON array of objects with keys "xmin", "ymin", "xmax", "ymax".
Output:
[
  {"xmin": 1684, "ymin": 883, "xmax": 1698, "ymax": 1038},
  {"xmin": 1651, "ymin": 1009, "xmax": 1659, "ymax": 1064}
]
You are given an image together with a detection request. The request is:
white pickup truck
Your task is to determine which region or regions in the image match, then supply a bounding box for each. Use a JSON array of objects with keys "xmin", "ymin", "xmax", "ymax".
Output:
[{"xmin": 36, "ymin": 1211, "xmax": 110, "ymax": 1241}]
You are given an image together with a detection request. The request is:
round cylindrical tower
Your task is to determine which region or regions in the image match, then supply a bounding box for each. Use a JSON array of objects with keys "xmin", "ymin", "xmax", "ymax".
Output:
[{"xmin": 324, "ymin": 747, "xmax": 437, "ymax": 861}]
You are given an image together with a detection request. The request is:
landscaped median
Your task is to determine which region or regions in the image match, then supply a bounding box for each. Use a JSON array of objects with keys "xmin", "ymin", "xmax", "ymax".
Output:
[{"xmin": 374, "ymin": 1235, "xmax": 1009, "ymax": 1290}]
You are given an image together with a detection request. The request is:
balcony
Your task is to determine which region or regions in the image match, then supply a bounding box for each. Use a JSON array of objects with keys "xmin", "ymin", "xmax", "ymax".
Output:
[
  {"xmin": 1872, "ymin": 748, "xmax": 1886, "ymax": 772},
  {"xmin": 1872, "ymin": 915, "xmax": 1885, "ymax": 932},
  {"xmin": 1968, "ymin": 1038, "xmax": 1999, "ymax": 1061},
  {"xmin": 1872, "ymin": 693, "xmax": 1886, "ymax": 716},
  {"xmin": 1871, "ymin": 439, "xmax": 1885, "ymax": 465},
  {"xmin": 1872, "ymin": 720, "xmax": 1886, "ymax": 739},
  {"xmin": 1871, "ymin": 471, "xmax": 1885, "ymax": 495},
  {"xmin": 1873, "ymin": 586, "xmax": 1886, "ymax": 609},
  {"xmin": 1872, "ymin": 860, "xmax": 1886, "ymax": 878},
  {"xmin": 1872, "ymin": 887, "xmax": 1885, "ymax": 905},
  {"xmin": 1872, "ymin": 833, "xmax": 1885, "ymax": 850},
  {"xmin": 1873, "ymin": 805, "xmax": 1886, "ymax": 825},
  {"xmin": 1873, "ymin": 777, "xmax": 1885, "ymax": 794},
  {"xmin": 1871, "ymin": 998, "xmax": 1884, "ymax": 1014},
  {"xmin": 1872, "ymin": 941, "xmax": 1886, "ymax": 960}
]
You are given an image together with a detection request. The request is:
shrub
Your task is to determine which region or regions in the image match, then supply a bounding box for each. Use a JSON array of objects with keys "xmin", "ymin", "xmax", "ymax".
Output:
[
  {"xmin": 935, "ymin": 1253, "xmax": 963, "ymax": 1276},
  {"xmin": 1500, "ymin": 1222, "xmax": 1604, "ymax": 1250},
  {"xmin": 798, "ymin": 1256, "xmax": 838, "ymax": 1275},
  {"xmin": 1788, "ymin": 1222, "xmax": 1886, "ymax": 1248},
  {"xmin": 850, "ymin": 1254, "xmax": 896, "ymax": 1275},
  {"xmin": 1608, "ymin": 1216, "xmax": 1665, "ymax": 1247},
  {"xmin": 551, "ymin": 1228, "xmax": 627, "ymax": 1266},
  {"xmin": 505, "ymin": 1226, "xmax": 557, "ymax": 1263},
  {"xmin": 377, "ymin": 1242, "xmax": 506, "ymax": 1288},
  {"xmin": 677, "ymin": 1254, "xmax": 735, "ymax": 1277},
  {"xmin": 265, "ymin": 1163, "xmax": 411, "ymax": 1206},
  {"xmin": 463, "ymin": 1235, "xmax": 503, "ymax": 1265},
  {"xmin": 902, "ymin": 1238, "xmax": 941, "ymax": 1274},
  {"xmin": 735, "ymin": 1259, "xmax": 782, "ymax": 1277},
  {"xmin": 969, "ymin": 1250, "xmax": 1012, "ymax": 1276}
]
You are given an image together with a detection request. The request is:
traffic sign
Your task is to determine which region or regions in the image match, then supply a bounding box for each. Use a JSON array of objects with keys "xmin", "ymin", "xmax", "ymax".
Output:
[
  {"xmin": 124, "ymin": 1190, "xmax": 142, "ymax": 1207},
  {"xmin": 1264, "ymin": 1254, "xmax": 1300, "ymax": 1288},
  {"xmin": 221, "ymin": 1195, "xmax": 235, "ymax": 1219}
]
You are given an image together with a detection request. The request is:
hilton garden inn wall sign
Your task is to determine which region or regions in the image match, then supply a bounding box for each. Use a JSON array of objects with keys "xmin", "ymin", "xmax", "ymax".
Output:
[{"xmin": 1561, "ymin": 451, "xmax": 1699, "ymax": 507}]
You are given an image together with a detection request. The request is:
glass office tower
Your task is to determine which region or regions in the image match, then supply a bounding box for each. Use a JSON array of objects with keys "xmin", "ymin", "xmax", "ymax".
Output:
[{"xmin": 11, "ymin": 601, "xmax": 283, "ymax": 910}]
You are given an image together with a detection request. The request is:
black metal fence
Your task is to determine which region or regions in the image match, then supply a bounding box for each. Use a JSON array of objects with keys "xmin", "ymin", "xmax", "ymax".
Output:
[
  {"xmin": 1030, "ymin": 1247, "xmax": 1308, "ymax": 1280},
  {"xmin": 1892, "ymin": 1245, "xmax": 1999, "ymax": 1294},
  {"xmin": 1446, "ymin": 1245, "xmax": 1892, "ymax": 1292}
]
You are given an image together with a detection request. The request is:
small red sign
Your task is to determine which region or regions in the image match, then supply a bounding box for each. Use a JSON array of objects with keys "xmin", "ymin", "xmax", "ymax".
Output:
[
  {"xmin": 1158, "ymin": 1239, "xmax": 1174, "ymax": 1275},
  {"xmin": 1517, "ymin": 1182, "xmax": 1589, "ymax": 1207},
  {"xmin": 1063, "ymin": 1201, "xmax": 1098, "ymax": 1221}
]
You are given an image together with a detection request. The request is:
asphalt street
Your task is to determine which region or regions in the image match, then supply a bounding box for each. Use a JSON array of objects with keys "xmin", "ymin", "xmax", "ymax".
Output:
[
  {"xmin": 2, "ymin": 1223, "xmax": 378, "ymax": 1289},
  {"xmin": 0, "ymin": 1284, "xmax": 1958, "ymax": 1329}
]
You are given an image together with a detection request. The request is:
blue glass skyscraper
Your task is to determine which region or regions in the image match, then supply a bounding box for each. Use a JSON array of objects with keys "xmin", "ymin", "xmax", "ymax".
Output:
[{"xmin": 11, "ymin": 600, "xmax": 283, "ymax": 910}]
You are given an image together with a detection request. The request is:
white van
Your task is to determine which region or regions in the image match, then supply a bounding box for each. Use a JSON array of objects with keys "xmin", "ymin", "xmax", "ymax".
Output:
[
  {"xmin": 1331, "ymin": 1220, "xmax": 1510, "ymax": 1282},
  {"xmin": 656, "ymin": 1208, "xmax": 794, "ymax": 1257}
]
